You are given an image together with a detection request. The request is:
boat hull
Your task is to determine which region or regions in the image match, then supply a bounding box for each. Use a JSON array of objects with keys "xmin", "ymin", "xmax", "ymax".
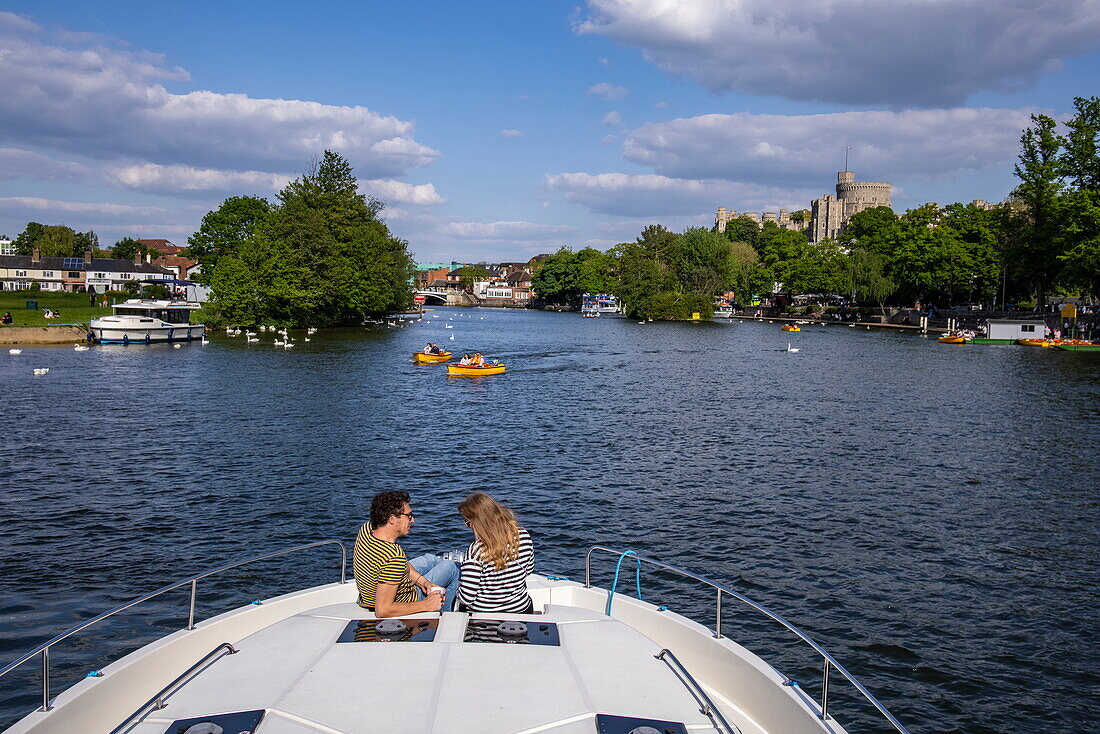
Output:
[
  {"xmin": 413, "ymin": 352, "xmax": 452, "ymax": 363},
  {"xmin": 447, "ymin": 364, "xmax": 506, "ymax": 375},
  {"xmin": 938, "ymin": 336, "xmax": 966, "ymax": 344},
  {"xmin": 90, "ymin": 323, "xmax": 205, "ymax": 344}
]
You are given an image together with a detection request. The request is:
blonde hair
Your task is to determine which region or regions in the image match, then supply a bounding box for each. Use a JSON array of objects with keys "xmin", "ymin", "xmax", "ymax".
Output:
[{"xmin": 459, "ymin": 492, "xmax": 521, "ymax": 570}]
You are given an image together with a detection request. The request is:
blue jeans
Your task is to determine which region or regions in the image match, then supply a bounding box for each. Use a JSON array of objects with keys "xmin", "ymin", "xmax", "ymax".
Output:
[{"xmin": 409, "ymin": 554, "xmax": 460, "ymax": 612}]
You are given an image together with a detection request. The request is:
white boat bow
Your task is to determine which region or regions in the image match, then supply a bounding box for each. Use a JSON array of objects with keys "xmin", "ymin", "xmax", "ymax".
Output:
[{"xmin": 0, "ymin": 543, "xmax": 911, "ymax": 734}]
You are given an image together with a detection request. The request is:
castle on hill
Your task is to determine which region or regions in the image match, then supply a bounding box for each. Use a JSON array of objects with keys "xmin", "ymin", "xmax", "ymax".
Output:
[{"xmin": 715, "ymin": 170, "xmax": 893, "ymax": 243}]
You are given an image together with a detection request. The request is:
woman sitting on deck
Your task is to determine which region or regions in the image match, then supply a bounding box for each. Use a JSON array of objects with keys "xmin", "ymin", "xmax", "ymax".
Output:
[{"xmin": 456, "ymin": 492, "xmax": 535, "ymax": 613}]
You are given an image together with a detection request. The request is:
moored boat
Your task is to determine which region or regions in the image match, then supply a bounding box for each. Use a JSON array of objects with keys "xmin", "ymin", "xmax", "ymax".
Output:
[
  {"xmin": 713, "ymin": 302, "xmax": 733, "ymax": 318},
  {"xmin": 1052, "ymin": 341, "xmax": 1100, "ymax": 351},
  {"xmin": 781, "ymin": 324, "xmax": 800, "ymax": 332},
  {"xmin": 413, "ymin": 351, "xmax": 452, "ymax": 363},
  {"xmin": 937, "ymin": 334, "xmax": 967, "ymax": 344},
  {"xmin": 0, "ymin": 542, "xmax": 913, "ymax": 734},
  {"xmin": 89, "ymin": 299, "xmax": 204, "ymax": 344},
  {"xmin": 581, "ymin": 293, "xmax": 624, "ymax": 318},
  {"xmin": 447, "ymin": 362, "xmax": 506, "ymax": 375},
  {"xmin": 1016, "ymin": 338, "xmax": 1051, "ymax": 347}
]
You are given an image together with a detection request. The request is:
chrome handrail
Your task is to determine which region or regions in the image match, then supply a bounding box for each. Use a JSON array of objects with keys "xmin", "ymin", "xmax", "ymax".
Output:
[
  {"xmin": 655, "ymin": 648, "xmax": 740, "ymax": 734},
  {"xmin": 584, "ymin": 545, "xmax": 911, "ymax": 734},
  {"xmin": 108, "ymin": 642, "xmax": 237, "ymax": 734},
  {"xmin": 0, "ymin": 539, "xmax": 347, "ymax": 712}
]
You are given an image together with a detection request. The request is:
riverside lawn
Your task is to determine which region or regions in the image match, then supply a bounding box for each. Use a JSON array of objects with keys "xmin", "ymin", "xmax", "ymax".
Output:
[{"xmin": 0, "ymin": 291, "xmax": 115, "ymax": 327}]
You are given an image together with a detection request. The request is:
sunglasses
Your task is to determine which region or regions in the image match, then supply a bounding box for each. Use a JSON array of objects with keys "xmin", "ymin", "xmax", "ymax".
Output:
[{"xmin": 397, "ymin": 511, "xmax": 415, "ymax": 519}]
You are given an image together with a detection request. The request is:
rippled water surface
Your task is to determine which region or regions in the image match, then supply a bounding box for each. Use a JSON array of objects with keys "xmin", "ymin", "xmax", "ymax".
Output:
[{"xmin": 2, "ymin": 309, "xmax": 1098, "ymax": 732}]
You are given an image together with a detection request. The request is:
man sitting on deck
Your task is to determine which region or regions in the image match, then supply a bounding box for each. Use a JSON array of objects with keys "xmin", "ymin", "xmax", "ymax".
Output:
[{"xmin": 353, "ymin": 491, "xmax": 459, "ymax": 617}]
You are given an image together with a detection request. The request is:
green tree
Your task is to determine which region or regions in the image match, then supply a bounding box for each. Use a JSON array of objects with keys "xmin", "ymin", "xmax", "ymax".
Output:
[
  {"xmin": 1011, "ymin": 113, "xmax": 1065, "ymax": 306},
  {"xmin": 839, "ymin": 206, "xmax": 899, "ymax": 254},
  {"xmin": 13, "ymin": 222, "xmax": 45, "ymax": 256},
  {"xmin": 74, "ymin": 230, "xmax": 99, "ymax": 253},
  {"xmin": 531, "ymin": 248, "xmax": 580, "ymax": 304},
  {"xmin": 720, "ymin": 216, "xmax": 760, "ymax": 250},
  {"xmin": 37, "ymin": 225, "xmax": 77, "ymax": 257},
  {"xmin": 208, "ymin": 150, "xmax": 413, "ymax": 325},
  {"xmin": 848, "ymin": 249, "xmax": 895, "ymax": 315},
  {"xmin": 187, "ymin": 195, "xmax": 272, "ymax": 277},
  {"xmin": 1061, "ymin": 96, "xmax": 1100, "ymax": 191},
  {"xmin": 453, "ymin": 265, "xmax": 490, "ymax": 290},
  {"xmin": 575, "ymin": 247, "xmax": 617, "ymax": 295},
  {"xmin": 111, "ymin": 237, "xmax": 146, "ymax": 261}
]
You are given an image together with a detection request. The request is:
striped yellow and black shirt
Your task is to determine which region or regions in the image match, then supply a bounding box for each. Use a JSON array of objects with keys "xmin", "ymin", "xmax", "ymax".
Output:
[{"xmin": 353, "ymin": 523, "xmax": 418, "ymax": 609}]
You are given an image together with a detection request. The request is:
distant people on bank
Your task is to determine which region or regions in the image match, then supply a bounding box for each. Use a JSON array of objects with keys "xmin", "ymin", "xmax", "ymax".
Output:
[
  {"xmin": 42, "ymin": 309, "xmax": 59, "ymax": 319},
  {"xmin": 1, "ymin": 312, "xmax": 12, "ymax": 325},
  {"xmin": 456, "ymin": 492, "xmax": 535, "ymax": 613},
  {"xmin": 353, "ymin": 491, "xmax": 459, "ymax": 617},
  {"xmin": 89, "ymin": 292, "xmax": 96, "ymax": 306}
]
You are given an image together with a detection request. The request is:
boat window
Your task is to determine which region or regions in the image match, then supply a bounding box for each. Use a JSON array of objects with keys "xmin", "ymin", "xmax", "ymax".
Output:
[{"xmin": 140, "ymin": 319, "xmax": 155, "ymax": 323}]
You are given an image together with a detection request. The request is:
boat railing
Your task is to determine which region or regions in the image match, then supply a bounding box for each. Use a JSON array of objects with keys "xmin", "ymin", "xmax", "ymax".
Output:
[
  {"xmin": 0, "ymin": 539, "xmax": 347, "ymax": 714},
  {"xmin": 108, "ymin": 642, "xmax": 237, "ymax": 734},
  {"xmin": 584, "ymin": 545, "xmax": 911, "ymax": 734}
]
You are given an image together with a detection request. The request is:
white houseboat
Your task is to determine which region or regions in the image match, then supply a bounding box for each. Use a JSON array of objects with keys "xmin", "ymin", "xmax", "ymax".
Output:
[
  {"xmin": 581, "ymin": 293, "xmax": 625, "ymax": 317},
  {"xmin": 89, "ymin": 299, "xmax": 205, "ymax": 344},
  {"xmin": 714, "ymin": 302, "xmax": 734, "ymax": 318}
]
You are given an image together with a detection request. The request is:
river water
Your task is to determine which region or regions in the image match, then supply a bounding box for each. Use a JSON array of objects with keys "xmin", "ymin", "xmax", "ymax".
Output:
[{"xmin": 1, "ymin": 308, "xmax": 1098, "ymax": 732}]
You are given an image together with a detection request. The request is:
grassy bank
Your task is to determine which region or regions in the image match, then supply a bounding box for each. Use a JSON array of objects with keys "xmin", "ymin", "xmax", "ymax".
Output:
[{"xmin": 0, "ymin": 291, "xmax": 120, "ymax": 326}]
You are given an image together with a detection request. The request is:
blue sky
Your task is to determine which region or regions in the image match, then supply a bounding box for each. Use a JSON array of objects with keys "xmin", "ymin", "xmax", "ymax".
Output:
[{"xmin": 2, "ymin": 1, "xmax": 1099, "ymax": 262}]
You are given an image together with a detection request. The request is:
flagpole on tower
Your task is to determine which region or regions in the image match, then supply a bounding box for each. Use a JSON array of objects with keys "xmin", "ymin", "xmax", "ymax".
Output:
[{"xmin": 845, "ymin": 146, "xmax": 851, "ymax": 172}]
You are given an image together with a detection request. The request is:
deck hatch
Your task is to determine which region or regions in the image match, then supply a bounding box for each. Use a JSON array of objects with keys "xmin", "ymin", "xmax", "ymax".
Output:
[
  {"xmin": 464, "ymin": 620, "xmax": 560, "ymax": 645},
  {"xmin": 595, "ymin": 713, "xmax": 688, "ymax": 734},
  {"xmin": 165, "ymin": 709, "xmax": 265, "ymax": 733},
  {"xmin": 336, "ymin": 618, "xmax": 438, "ymax": 643}
]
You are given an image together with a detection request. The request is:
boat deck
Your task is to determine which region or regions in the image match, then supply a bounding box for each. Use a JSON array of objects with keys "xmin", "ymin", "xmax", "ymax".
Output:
[{"xmin": 126, "ymin": 599, "xmax": 734, "ymax": 734}]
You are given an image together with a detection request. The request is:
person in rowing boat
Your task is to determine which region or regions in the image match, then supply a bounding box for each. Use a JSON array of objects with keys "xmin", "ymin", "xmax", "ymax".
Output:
[
  {"xmin": 353, "ymin": 491, "xmax": 460, "ymax": 617},
  {"xmin": 455, "ymin": 492, "xmax": 535, "ymax": 614},
  {"xmin": 459, "ymin": 353, "xmax": 471, "ymax": 365},
  {"xmin": 472, "ymin": 352, "xmax": 485, "ymax": 366}
]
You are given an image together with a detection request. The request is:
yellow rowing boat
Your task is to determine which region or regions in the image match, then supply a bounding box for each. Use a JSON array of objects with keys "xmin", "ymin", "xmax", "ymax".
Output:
[
  {"xmin": 447, "ymin": 363, "xmax": 506, "ymax": 375},
  {"xmin": 781, "ymin": 324, "xmax": 800, "ymax": 332},
  {"xmin": 937, "ymin": 335, "xmax": 966, "ymax": 344},
  {"xmin": 413, "ymin": 351, "xmax": 452, "ymax": 363}
]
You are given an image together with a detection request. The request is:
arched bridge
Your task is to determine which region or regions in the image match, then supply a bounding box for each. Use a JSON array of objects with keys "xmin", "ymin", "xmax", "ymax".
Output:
[{"xmin": 415, "ymin": 291, "xmax": 449, "ymax": 305}]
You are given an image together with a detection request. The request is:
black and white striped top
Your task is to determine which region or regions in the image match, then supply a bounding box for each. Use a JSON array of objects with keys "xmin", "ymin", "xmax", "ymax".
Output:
[{"xmin": 457, "ymin": 527, "xmax": 535, "ymax": 613}]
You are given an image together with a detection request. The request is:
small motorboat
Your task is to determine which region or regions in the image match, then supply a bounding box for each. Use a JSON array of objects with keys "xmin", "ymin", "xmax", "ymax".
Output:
[
  {"xmin": 413, "ymin": 351, "xmax": 452, "ymax": 363},
  {"xmin": 1016, "ymin": 338, "xmax": 1051, "ymax": 347},
  {"xmin": 781, "ymin": 324, "xmax": 800, "ymax": 332},
  {"xmin": 938, "ymin": 334, "xmax": 967, "ymax": 344},
  {"xmin": 447, "ymin": 362, "xmax": 506, "ymax": 375}
]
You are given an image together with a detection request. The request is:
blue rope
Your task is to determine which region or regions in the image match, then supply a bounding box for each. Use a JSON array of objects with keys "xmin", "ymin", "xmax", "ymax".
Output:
[{"xmin": 605, "ymin": 550, "xmax": 643, "ymax": 615}]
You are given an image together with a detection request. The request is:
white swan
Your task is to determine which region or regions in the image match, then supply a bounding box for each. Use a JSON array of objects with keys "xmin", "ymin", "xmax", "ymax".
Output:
[
  {"xmin": 274, "ymin": 340, "xmax": 285, "ymax": 346},
  {"xmin": 247, "ymin": 337, "xmax": 259, "ymax": 343},
  {"xmin": 787, "ymin": 343, "xmax": 799, "ymax": 353},
  {"xmin": 304, "ymin": 337, "xmax": 310, "ymax": 342},
  {"xmin": 283, "ymin": 342, "xmax": 295, "ymax": 349},
  {"xmin": 9, "ymin": 349, "xmax": 22, "ymax": 355},
  {"xmin": 449, "ymin": 334, "xmax": 455, "ymax": 340},
  {"xmin": 173, "ymin": 344, "xmax": 182, "ymax": 349},
  {"xmin": 33, "ymin": 367, "xmax": 49, "ymax": 375},
  {"xmin": 445, "ymin": 324, "xmax": 453, "ymax": 329},
  {"xmin": 74, "ymin": 344, "xmax": 89, "ymax": 351}
]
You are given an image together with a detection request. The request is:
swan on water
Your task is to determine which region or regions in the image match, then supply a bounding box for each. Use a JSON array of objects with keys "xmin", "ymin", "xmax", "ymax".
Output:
[
  {"xmin": 173, "ymin": 344, "xmax": 181, "ymax": 349},
  {"xmin": 9, "ymin": 349, "xmax": 23, "ymax": 355},
  {"xmin": 247, "ymin": 337, "xmax": 259, "ymax": 343},
  {"xmin": 274, "ymin": 340, "xmax": 285, "ymax": 346},
  {"xmin": 33, "ymin": 368, "xmax": 49, "ymax": 375},
  {"xmin": 74, "ymin": 344, "xmax": 89, "ymax": 351},
  {"xmin": 787, "ymin": 343, "xmax": 799, "ymax": 353}
]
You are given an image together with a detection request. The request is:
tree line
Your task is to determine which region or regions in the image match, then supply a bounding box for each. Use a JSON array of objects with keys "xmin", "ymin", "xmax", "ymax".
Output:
[
  {"xmin": 532, "ymin": 96, "xmax": 1100, "ymax": 319},
  {"xmin": 8, "ymin": 223, "xmax": 166, "ymax": 262},
  {"xmin": 189, "ymin": 150, "xmax": 415, "ymax": 326}
]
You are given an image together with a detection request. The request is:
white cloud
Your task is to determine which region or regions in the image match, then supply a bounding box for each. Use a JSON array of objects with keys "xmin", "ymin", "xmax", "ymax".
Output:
[
  {"xmin": 0, "ymin": 14, "xmax": 439, "ymax": 177},
  {"xmin": 499, "ymin": 129, "xmax": 524, "ymax": 138},
  {"xmin": 602, "ymin": 110, "xmax": 623, "ymax": 126},
  {"xmin": 623, "ymin": 108, "xmax": 1035, "ymax": 186},
  {"xmin": 435, "ymin": 220, "xmax": 579, "ymax": 242},
  {"xmin": 655, "ymin": 100, "xmax": 669, "ymax": 110},
  {"xmin": 544, "ymin": 172, "xmax": 816, "ymax": 217},
  {"xmin": 587, "ymin": 82, "xmax": 629, "ymax": 100},
  {"xmin": 0, "ymin": 196, "xmax": 201, "ymax": 239},
  {"xmin": 0, "ymin": 147, "xmax": 91, "ymax": 181},
  {"xmin": 104, "ymin": 163, "xmax": 290, "ymax": 195},
  {"xmin": 361, "ymin": 179, "xmax": 445, "ymax": 205},
  {"xmin": 577, "ymin": 0, "xmax": 1100, "ymax": 107}
]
